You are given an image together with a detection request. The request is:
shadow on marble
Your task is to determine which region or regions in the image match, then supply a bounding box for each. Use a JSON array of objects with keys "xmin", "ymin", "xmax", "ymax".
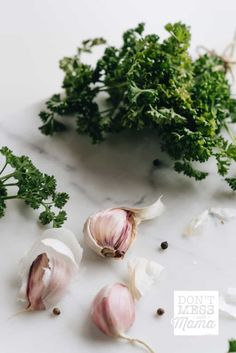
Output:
[{"xmin": 12, "ymin": 101, "xmax": 200, "ymax": 198}]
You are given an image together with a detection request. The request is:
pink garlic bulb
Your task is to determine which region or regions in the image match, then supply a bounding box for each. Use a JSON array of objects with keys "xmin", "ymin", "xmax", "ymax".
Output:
[
  {"xmin": 92, "ymin": 283, "xmax": 135, "ymax": 337},
  {"xmin": 84, "ymin": 198, "xmax": 164, "ymax": 259},
  {"xmin": 18, "ymin": 228, "xmax": 83, "ymax": 311}
]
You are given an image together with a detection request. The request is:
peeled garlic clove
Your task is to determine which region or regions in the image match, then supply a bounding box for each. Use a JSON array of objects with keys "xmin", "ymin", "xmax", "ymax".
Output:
[
  {"xmin": 92, "ymin": 283, "xmax": 135, "ymax": 337},
  {"xmin": 128, "ymin": 257, "xmax": 164, "ymax": 300},
  {"xmin": 18, "ymin": 228, "xmax": 83, "ymax": 310},
  {"xmin": 84, "ymin": 197, "xmax": 164, "ymax": 259}
]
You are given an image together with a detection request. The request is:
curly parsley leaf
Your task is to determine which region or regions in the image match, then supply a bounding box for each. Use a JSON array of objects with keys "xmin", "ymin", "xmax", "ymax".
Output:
[
  {"xmin": 225, "ymin": 178, "xmax": 236, "ymax": 191},
  {"xmin": 229, "ymin": 340, "xmax": 236, "ymax": 352},
  {"xmin": 0, "ymin": 146, "xmax": 69, "ymax": 227}
]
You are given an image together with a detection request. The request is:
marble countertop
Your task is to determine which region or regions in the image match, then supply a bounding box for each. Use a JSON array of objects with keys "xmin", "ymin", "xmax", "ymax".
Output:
[
  {"xmin": 1, "ymin": 1, "xmax": 236, "ymax": 352},
  {"xmin": 1, "ymin": 103, "xmax": 236, "ymax": 353}
]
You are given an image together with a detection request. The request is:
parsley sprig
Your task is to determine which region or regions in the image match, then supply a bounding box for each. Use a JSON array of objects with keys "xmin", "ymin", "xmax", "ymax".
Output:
[
  {"xmin": 39, "ymin": 22, "xmax": 236, "ymax": 189},
  {"xmin": 0, "ymin": 147, "xmax": 69, "ymax": 227},
  {"xmin": 229, "ymin": 340, "xmax": 236, "ymax": 352}
]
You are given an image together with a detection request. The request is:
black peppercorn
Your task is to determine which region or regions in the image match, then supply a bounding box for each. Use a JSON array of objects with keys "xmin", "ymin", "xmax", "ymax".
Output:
[
  {"xmin": 156, "ymin": 308, "xmax": 165, "ymax": 316},
  {"xmin": 52, "ymin": 307, "xmax": 61, "ymax": 316},
  {"xmin": 161, "ymin": 241, "xmax": 168, "ymax": 250},
  {"xmin": 152, "ymin": 159, "xmax": 161, "ymax": 167}
]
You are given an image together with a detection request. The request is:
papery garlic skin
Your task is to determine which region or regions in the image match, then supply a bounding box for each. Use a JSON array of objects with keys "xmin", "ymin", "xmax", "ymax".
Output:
[
  {"xmin": 209, "ymin": 208, "xmax": 236, "ymax": 221},
  {"xmin": 92, "ymin": 283, "xmax": 135, "ymax": 337},
  {"xmin": 220, "ymin": 288, "xmax": 236, "ymax": 318},
  {"xmin": 128, "ymin": 257, "xmax": 164, "ymax": 300},
  {"xmin": 18, "ymin": 228, "xmax": 83, "ymax": 311},
  {"xmin": 183, "ymin": 209, "xmax": 209, "ymax": 236},
  {"xmin": 184, "ymin": 207, "xmax": 236, "ymax": 236},
  {"xmin": 84, "ymin": 197, "xmax": 164, "ymax": 258}
]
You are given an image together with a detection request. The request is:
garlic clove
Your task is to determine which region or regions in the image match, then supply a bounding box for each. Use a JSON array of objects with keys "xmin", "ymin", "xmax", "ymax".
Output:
[
  {"xmin": 84, "ymin": 197, "xmax": 164, "ymax": 259},
  {"xmin": 92, "ymin": 283, "xmax": 135, "ymax": 337},
  {"xmin": 92, "ymin": 282, "xmax": 156, "ymax": 353},
  {"xmin": 39, "ymin": 252, "xmax": 75, "ymax": 309},
  {"xmin": 84, "ymin": 209, "xmax": 136, "ymax": 258},
  {"xmin": 128, "ymin": 257, "xmax": 164, "ymax": 300},
  {"xmin": 26, "ymin": 253, "xmax": 50, "ymax": 310},
  {"xmin": 18, "ymin": 228, "xmax": 83, "ymax": 310}
]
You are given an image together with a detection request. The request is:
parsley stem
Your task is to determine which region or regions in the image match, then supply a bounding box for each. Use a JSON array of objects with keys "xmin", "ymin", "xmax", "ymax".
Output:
[
  {"xmin": 0, "ymin": 172, "xmax": 16, "ymax": 182},
  {"xmin": 42, "ymin": 201, "xmax": 54, "ymax": 206},
  {"xmin": 98, "ymin": 82, "xmax": 127, "ymax": 91},
  {"xmin": 100, "ymin": 108, "xmax": 113, "ymax": 115},
  {"xmin": 98, "ymin": 88, "xmax": 108, "ymax": 92},
  {"xmin": 2, "ymin": 195, "xmax": 19, "ymax": 200},
  {"xmin": 3, "ymin": 183, "xmax": 18, "ymax": 187},
  {"xmin": 224, "ymin": 123, "xmax": 236, "ymax": 144},
  {"xmin": 0, "ymin": 161, "xmax": 8, "ymax": 176},
  {"xmin": 41, "ymin": 202, "xmax": 50, "ymax": 210}
]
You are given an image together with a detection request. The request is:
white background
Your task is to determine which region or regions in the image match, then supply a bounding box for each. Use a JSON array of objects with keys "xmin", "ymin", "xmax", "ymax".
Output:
[
  {"xmin": 1, "ymin": 0, "xmax": 236, "ymax": 114},
  {"xmin": 1, "ymin": 1, "xmax": 236, "ymax": 353}
]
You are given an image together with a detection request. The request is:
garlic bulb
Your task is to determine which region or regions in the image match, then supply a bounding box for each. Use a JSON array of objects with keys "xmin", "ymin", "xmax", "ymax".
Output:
[
  {"xmin": 84, "ymin": 197, "xmax": 164, "ymax": 258},
  {"xmin": 18, "ymin": 228, "xmax": 83, "ymax": 311}
]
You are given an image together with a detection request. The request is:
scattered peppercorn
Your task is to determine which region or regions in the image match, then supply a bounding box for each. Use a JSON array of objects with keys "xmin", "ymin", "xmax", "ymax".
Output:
[
  {"xmin": 152, "ymin": 159, "xmax": 161, "ymax": 167},
  {"xmin": 52, "ymin": 307, "xmax": 61, "ymax": 316},
  {"xmin": 157, "ymin": 308, "xmax": 165, "ymax": 316},
  {"xmin": 161, "ymin": 241, "xmax": 168, "ymax": 250}
]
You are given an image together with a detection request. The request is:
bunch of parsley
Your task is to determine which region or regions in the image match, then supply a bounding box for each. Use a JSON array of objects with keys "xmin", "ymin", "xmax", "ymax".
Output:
[
  {"xmin": 0, "ymin": 147, "xmax": 69, "ymax": 227},
  {"xmin": 39, "ymin": 23, "xmax": 236, "ymax": 189}
]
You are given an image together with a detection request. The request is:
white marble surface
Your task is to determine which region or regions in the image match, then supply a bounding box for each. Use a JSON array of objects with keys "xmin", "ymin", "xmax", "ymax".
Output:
[
  {"xmin": 1, "ymin": 104, "xmax": 236, "ymax": 353},
  {"xmin": 1, "ymin": 1, "xmax": 236, "ymax": 352}
]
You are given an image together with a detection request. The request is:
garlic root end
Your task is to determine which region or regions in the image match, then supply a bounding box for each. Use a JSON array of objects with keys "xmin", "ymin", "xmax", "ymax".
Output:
[{"xmin": 118, "ymin": 334, "xmax": 156, "ymax": 353}]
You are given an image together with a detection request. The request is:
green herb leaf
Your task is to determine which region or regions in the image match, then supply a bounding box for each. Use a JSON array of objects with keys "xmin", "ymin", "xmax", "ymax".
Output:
[
  {"xmin": 0, "ymin": 146, "xmax": 69, "ymax": 226},
  {"xmin": 229, "ymin": 340, "xmax": 236, "ymax": 352},
  {"xmin": 225, "ymin": 178, "xmax": 236, "ymax": 191}
]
